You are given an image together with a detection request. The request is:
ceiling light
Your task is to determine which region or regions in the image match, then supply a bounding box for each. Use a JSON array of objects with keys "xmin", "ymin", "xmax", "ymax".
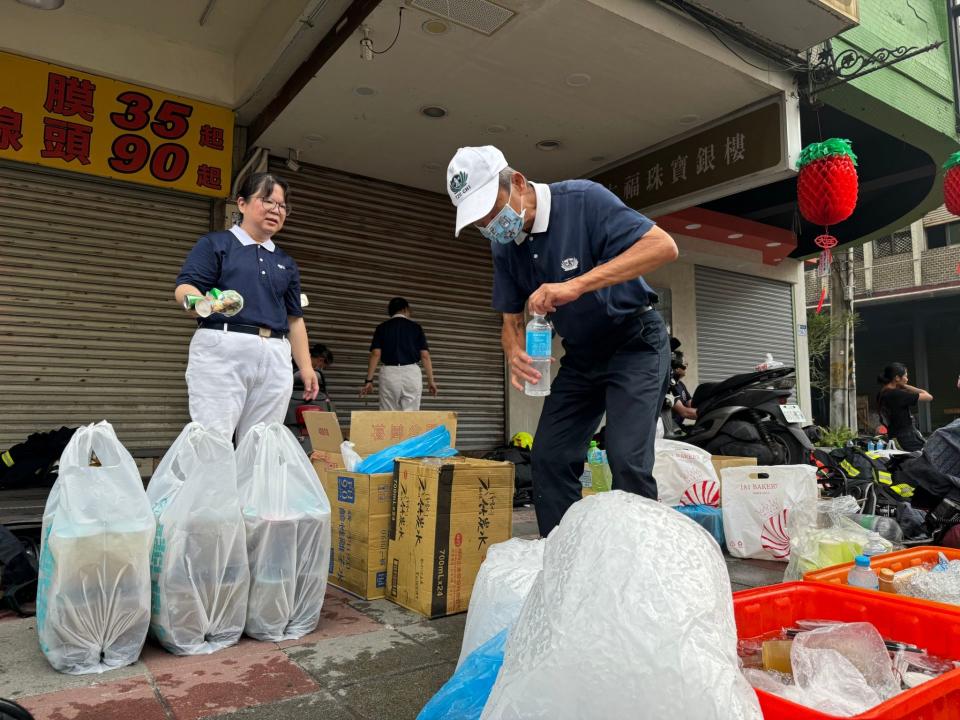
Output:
[
  {"xmin": 17, "ymin": 0, "xmax": 64, "ymax": 8},
  {"xmin": 684, "ymin": 223, "xmax": 701, "ymax": 230},
  {"xmin": 420, "ymin": 105, "xmax": 448, "ymax": 119},
  {"xmin": 304, "ymin": 134, "xmax": 326, "ymax": 143},
  {"xmin": 766, "ymin": 241, "xmax": 782, "ymax": 247},
  {"xmin": 422, "ymin": 18, "xmax": 449, "ymax": 34},
  {"xmin": 285, "ymin": 148, "xmax": 301, "ymax": 173},
  {"xmin": 679, "ymin": 114, "xmax": 700, "ymax": 125},
  {"xmin": 565, "ymin": 73, "xmax": 591, "ymax": 87},
  {"xmin": 486, "ymin": 124, "xmax": 508, "ymax": 134},
  {"xmin": 354, "ymin": 86, "xmax": 377, "ymax": 96},
  {"xmin": 727, "ymin": 233, "xmax": 743, "ymax": 239},
  {"xmin": 536, "ymin": 140, "xmax": 561, "ymax": 152}
]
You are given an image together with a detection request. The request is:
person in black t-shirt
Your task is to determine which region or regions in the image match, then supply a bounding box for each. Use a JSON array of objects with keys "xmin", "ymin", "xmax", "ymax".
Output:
[
  {"xmin": 876, "ymin": 362, "xmax": 932, "ymax": 451},
  {"xmin": 360, "ymin": 298, "xmax": 438, "ymax": 410},
  {"xmin": 670, "ymin": 358, "xmax": 697, "ymax": 428}
]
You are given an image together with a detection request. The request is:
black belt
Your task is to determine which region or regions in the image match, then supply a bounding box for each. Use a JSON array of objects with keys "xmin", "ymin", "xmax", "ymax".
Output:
[{"xmin": 198, "ymin": 321, "xmax": 288, "ymax": 340}]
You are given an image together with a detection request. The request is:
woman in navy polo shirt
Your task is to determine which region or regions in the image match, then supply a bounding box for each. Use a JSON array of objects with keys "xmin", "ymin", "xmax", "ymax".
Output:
[{"xmin": 174, "ymin": 172, "xmax": 319, "ymax": 443}]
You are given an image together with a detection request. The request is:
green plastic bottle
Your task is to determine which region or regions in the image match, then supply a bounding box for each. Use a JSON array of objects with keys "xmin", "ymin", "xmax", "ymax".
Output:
[{"xmin": 587, "ymin": 441, "xmax": 612, "ymax": 493}]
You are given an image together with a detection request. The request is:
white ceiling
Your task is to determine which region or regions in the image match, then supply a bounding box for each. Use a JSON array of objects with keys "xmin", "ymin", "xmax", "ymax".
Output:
[
  {"xmin": 18, "ymin": 0, "xmax": 274, "ymax": 54},
  {"xmin": 258, "ymin": 0, "xmax": 784, "ymax": 193}
]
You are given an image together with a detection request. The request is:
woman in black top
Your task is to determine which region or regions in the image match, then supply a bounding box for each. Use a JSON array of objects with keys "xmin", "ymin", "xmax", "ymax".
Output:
[{"xmin": 876, "ymin": 362, "xmax": 933, "ymax": 451}]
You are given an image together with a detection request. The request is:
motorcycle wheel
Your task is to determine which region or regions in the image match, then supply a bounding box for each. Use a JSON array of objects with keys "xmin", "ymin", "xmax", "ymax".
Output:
[{"xmin": 766, "ymin": 427, "xmax": 808, "ymax": 464}]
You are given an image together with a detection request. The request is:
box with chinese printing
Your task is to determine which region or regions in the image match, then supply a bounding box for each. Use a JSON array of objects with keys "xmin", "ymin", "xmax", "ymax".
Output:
[
  {"xmin": 315, "ymin": 411, "xmax": 458, "ymax": 600},
  {"xmin": 387, "ymin": 457, "xmax": 514, "ymax": 618},
  {"xmin": 307, "ymin": 410, "xmax": 458, "ymax": 477},
  {"xmin": 321, "ymin": 469, "xmax": 392, "ymax": 599}
]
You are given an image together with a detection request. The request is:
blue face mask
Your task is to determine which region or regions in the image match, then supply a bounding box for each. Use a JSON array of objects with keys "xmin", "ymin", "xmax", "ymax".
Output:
[{"xmin": 479, "ymin": 188, "xmax": 526, "ymax": 245}]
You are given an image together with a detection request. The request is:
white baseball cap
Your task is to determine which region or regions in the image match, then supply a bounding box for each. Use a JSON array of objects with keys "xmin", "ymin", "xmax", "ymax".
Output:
[{"xmin": 447, "ymin": 145, "xmax": 508, "ymax": 237}]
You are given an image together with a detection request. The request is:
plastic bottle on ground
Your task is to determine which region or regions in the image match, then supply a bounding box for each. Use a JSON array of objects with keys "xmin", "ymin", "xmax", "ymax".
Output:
[
  {"xmin": 862, "ymin": 532, "xmax": 888, "ymax": 558},
  {"xmin": 587, "ymin": 442, "xmax": 612, "ymax": 493},
  {"xmin": 847, "ymin": 555, "xmax": 880, "ymax": 590},
  {"xmin": 524, "ymin": 314, "xmax": 552, "ymax": 397}
]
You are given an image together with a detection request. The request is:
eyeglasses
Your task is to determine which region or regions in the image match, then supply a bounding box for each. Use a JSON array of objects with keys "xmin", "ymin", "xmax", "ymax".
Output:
[{"xmin": 258, "ymin": 197, "xmax": 291, "ymax": 216}]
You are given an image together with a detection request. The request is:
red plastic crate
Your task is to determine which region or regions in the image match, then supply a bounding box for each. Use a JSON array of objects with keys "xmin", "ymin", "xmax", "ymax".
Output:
[
  {"xmin": 733, "ymin": 582, "xmax": 960, "ymax": 719},
  {"xmin": 804, "ymin": 547, "xmax": 960, "ymax": 612}
]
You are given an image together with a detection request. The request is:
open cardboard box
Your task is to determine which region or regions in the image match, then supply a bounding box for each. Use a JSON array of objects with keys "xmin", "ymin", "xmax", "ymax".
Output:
[{"xmin": 305, "ymin": 410, "xmax": 458, "ymax": 599}]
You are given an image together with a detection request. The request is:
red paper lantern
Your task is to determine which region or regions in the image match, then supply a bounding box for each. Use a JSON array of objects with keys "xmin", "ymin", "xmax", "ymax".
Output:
[
  {"xmin": 944, "ymin": 151, "xmax": 960, "ymax": 216},
  {"xmin": 796, "ymin": 139, "xmax": 858, "ymax": 227}
]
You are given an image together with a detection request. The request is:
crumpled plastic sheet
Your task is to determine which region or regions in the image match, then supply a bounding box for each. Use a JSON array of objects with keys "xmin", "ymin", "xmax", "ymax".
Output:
[
  {"xmin": 418, "ymin": 629, "xmax": 508, "ymax": 720},
  {"xmin": 355, "ymin": 425, "xmax": 457, "ymax": 474},
  {"xmin": 746, "ymin": 622, "xmax": 899, "ymax": 717},
  {"xmin": 481, "ymin": 491, "xmax": 763, "ymax": 720},
  {"xmin": 784, "ymin": 497, "xmax": 893, "ymax": 582},
  {"xmin": 458, "ymin": 538, "xmax": 544, "ymax": 668},
  {"xmin": 900, "ymin": 559, "xmax": 960, "ymax": 605}
]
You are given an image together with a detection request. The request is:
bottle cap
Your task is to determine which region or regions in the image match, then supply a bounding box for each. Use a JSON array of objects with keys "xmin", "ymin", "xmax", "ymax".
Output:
[
  {"xmin": 855, "ymin": 555, "xmax": 870, "ymax": 568},
  {"xmin": 589, "ymin": 440, "xmax": 598, "ymax": 447}
]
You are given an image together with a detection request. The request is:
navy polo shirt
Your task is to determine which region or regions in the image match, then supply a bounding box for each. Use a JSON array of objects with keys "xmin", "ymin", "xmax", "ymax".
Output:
[
  {"xmin": 370, "ymin": 316, "xmax": 429, "ymax": 366},
  {"xmin": 175, "ymin": 226, "xmax": 303, "ymax": 334},
  {"xmin": 491, "ymin": 180, "xmax": 658, "ymax": 345}
]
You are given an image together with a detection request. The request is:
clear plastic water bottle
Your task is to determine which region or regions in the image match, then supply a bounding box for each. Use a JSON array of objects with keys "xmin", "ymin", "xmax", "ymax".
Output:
[
  {"xmin": 525, "ymin": 313, "xmax": 552, "ymax": 397},
  {"xmin": 876, "ymin": 439, "xmax": 886, "ymax": 451},
  {"xmin": 847, "ymin": 555, "xmax": 880, "ymax": 590},
  {"xmin": 867, "ymin": 439, "xmax": 876, "ymax": 452},
  {"xmin": 862, "ymin": 532, "xmax": 887, "ymax": 558}
]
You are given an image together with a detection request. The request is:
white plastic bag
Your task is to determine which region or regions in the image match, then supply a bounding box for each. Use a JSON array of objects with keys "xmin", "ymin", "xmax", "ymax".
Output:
[
  {"xmin": 654, "ymin": 439, "xmax": 721, "ymax": 507},
  {"xmin": 457, "ymin": 538, "xmax": 544, "ymax": 668},
  {"xmin": 36, "ymin": 421, "xmax": 154, "ymax": 674},
  {"xmin": 721, "ymin": 465, "xmax": 819, "ymax": 561},
  {"xmin": 340, "ymin": 441, "xmax": 362, "ymax": 472},
  {"xmin": 147, "ymin": 423, "xmax": 250, "ymax": 654},
  {"xmin": 236, "ymin": 423, "xmax": 331, "ymax": 641},
  {"xmin": 656, "ymin": 417, "xmax": 665, "ymax": 440},
  {"xmin": 481, "ymin": 491, "xmax": 762, "ymax": 720}
]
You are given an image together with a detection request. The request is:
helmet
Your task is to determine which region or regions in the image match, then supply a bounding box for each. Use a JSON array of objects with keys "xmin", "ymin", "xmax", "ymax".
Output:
[{"xmin": 510, "ymin": 432, "xmax": 533, "ymax": 451}]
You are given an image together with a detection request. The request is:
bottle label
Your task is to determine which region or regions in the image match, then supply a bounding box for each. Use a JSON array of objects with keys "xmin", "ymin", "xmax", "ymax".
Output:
[{"xmin": 526, "ymin": 330, "xmax": 551, "ymax": 358}]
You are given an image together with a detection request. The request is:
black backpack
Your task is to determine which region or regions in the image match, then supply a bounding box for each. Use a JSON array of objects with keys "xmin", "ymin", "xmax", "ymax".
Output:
[
  {"xmin": 481, "ymin": 446, "xmax": 532, "ymax": 506},
  {"xmin": 0, "ymin": 426, "xmax": 76, "ymax": 492}
]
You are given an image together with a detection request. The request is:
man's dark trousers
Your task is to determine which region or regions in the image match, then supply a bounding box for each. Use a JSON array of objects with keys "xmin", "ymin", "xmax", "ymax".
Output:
[{"xmin": 531, "ymin": 310, "xmax": 670, "ymax": 536}]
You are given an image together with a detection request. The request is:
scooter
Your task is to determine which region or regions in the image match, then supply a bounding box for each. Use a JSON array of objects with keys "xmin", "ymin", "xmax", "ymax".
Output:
[{"xmin": 676, "ymin": 366, "xmax": 813, "ymax": 465}]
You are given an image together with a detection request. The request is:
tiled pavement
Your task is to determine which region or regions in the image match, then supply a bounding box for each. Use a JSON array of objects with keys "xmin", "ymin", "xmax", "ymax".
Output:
[{"xmin": 0, "ymin": 507, "xmax": 786, "ymax": 720}]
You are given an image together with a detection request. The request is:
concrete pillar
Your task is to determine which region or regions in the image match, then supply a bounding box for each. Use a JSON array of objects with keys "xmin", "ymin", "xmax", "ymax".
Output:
[{"xmin": 911, "ymin": 220, "xmax": 924, "ymax": 287}]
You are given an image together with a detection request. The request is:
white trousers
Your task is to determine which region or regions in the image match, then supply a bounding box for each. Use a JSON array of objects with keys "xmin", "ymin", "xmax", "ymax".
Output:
[
  {"xmin": 379, "ymin": 364, "xmax": 422, "ymax": 411},
  {"xmin": 185, "ymin": 328, "xmax": 294, "ymax": 444}
]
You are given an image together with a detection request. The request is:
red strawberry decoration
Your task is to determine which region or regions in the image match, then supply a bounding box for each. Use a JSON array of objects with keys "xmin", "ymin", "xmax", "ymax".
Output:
[
  {"xmin": 797, "ymin": 138, "xmax": 858, "ymax": 227},
  {"xmin": 944, "ymin": 151, "xmax": 960, "ymax": 216}
]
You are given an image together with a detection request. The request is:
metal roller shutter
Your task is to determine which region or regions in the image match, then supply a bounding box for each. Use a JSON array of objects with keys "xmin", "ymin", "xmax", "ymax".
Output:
[
  {"xmin": 270, "ymin": 159, "xmax": 504, "ymax": 450},
  {"xmin": 0, "ymin": 161, "xmax": 212, "ymax": 452},
  {"xmin": 694, "ymin": 266, "xmax": 796, "ymax": 383}
]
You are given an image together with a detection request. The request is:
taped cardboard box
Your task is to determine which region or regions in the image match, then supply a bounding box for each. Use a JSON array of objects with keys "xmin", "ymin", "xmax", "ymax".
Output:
[
  {"xmin": 312, "ymin": 411, "xmax": 458, "ymax": 600},
  {"xmin": 387, "ymin": 457, "xmax": 514, "ymax": 618}
]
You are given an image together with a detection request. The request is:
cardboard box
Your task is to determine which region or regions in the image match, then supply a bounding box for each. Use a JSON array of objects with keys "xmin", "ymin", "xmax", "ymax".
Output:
[
  {"xmin": 321, "ymin": 469, "xmax": 393, "ymax": 599},
  {"xmin": 387, "ymin": 457, "xmax": 514, "ymax": 618},
  {"xmin": 309, "ymin": 411, "xmax": 459, "ymax": 599},
  {"xmin": 307, "ymin": 410, "xmax": 458, "ymax": 474},
  {"xmin": 711, "ymin": 455, "xmax": 757, "ymax": 481}
]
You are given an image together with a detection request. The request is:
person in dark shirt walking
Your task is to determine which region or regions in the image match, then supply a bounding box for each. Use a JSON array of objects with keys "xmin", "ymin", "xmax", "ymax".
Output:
[{"xmin": 361, "ymin": 298, "xmax": 438, "ymax": 411}]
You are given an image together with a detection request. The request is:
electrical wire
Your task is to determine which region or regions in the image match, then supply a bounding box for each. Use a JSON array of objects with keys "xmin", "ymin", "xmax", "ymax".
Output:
[
  {"xmin": 372, "ymin": 6, "xmax": 404, "ymax": 55},
  {"xmin": 662, "ymin": 0, "xmax": 808, "ymax": 73}
]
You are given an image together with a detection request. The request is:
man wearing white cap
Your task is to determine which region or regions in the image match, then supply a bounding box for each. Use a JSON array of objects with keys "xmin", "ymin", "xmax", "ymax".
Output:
[{"xmin": 447, "ymin": 146, "xmax": 678, "ymax": 535}]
